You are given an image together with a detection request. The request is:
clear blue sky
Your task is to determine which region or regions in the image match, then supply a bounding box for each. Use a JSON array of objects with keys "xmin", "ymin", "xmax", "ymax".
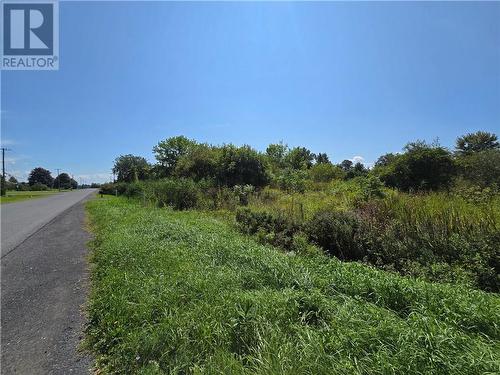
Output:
[{"xmin": 2, "ymin": 1, "xmax": 499, "ymax": 183}]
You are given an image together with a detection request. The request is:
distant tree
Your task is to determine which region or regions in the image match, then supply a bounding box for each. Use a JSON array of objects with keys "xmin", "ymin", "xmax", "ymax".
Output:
[
  {"xmin": 266, "ymin": 142, "xmax": 288, "ymax": 171},
  {"xmin": 379, "ymin": 142, "xmax": 455, "ymax": 191},
  {"xmin": 8, "ymin": 176, "xmax": 18, "ymax": 184},
  {"xmin": 285, "ymin": 147, "xmax": 316, "ymax": 170},
  {"xmin": 456, "ymin": 131, "xmax": 499, "ymax": 155},
  {"xmin": 113, "ymin": 154, "xmax": 150, "ymax": 183},
  {"xmin": 70, "ymin": 178, "xmax": 78, "ymax": 189},
  {"xmin": 153, "ymin": 136, "xmax": 197, "ymax": 176},
  {"xmin": 374, "ymin": 153, "xmax": 398, "ymax": 167},
  {"xmin": 275, "ymin": 168, "xmax": 307, "ymax": 193},
  {"xmin": 309, "ymin": 163, "xmax": 343, "ymax": 182},
  {"xmin": 345, "ymin": 162, "xmax": 368, "ymax": 179},
  {"xmin": 28, "ymin": 167, "xmax": 54, "ymax": 187},
  {"xmin": 457, "ymin": 149, "xmax": 500, "ymax": 187},
  {"xmin": 316, "ymin": 153, "xmax": 330, "ymax": 164},
  {"xmin": 175, "ymin": 144, "xmax": 220, "ymax": 181},
  {"xmin": 53, "ymin": 173, "xmax": 72, "ymax": 189},
  {"xmin": 339, "ymin": 160, "xmax": 353, "ymax": 172},
  {"xmin": 217, "ymin": 145, "xmax": 269, "ymax": 187}
]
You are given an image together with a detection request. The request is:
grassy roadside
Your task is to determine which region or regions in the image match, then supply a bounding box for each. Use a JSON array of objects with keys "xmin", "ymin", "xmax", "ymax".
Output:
[
  {"xmin": 85, "ymin": 197, "xmax": 500, "ymax": 374},
  {"xmin": 0, "ymin": 190, "xmax": 65, "ymax": 204}
]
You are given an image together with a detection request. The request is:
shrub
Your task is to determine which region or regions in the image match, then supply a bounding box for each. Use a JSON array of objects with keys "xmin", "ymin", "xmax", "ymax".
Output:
[
  {"xmin": 99, "ymin": 183, "xmax": 116, "ymax": 195},
  {"xmin": 235, "ymin": 208, "xmax": 301, "ymax": 250},
  {"xmin": 145, "ymin": 179, "xmax": 199, "ymax": 210},
  {"xmin": 30, "ymin": 182, "xmax": 49, "ymax": 191},
  {"xmin": 304, "ymin": 210, "xmax": 366, "ymax": 260},
  {"xmin": 456, "ymin": 149, "xmax": 500, "ymax": 187},
  {"xmin": 175, "ymin": 144, "xmax": 220, "ymax": 182},
  {"xmin": 357, "ymin": 175, "xmax": 386, "ymax": 201},
  {"xmin": 358, "ymin": 195, "xmax": 500, "ymax": 291},
  {"xmin": 232, "ymin": 185, "xmax": 255, "ymax": 206},
  {"xmin": 308, "ymin": 163, "xmax": 343, "ymax": 183},
  {"xmin": 274, "ymin": 168, "xmax": 307, "ymax": 193},
  {"xmin": 217, "ymin": 145, "xmax": 269, "ymax": 187},
  {"xmin": 378, "ymin": 142, "xmax": 456, "ymax": 192},
  {"xmin": 124, "ymin": 182, "xmax": 143, "ymax": 199}
]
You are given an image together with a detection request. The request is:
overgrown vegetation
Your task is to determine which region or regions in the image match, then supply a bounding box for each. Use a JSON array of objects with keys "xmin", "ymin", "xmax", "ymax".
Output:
[
  {"xmin": 101, "ymin": 131, "xmax": 500, "ymax": 292},
  {"xmin": 86, "ymin": 197, "xmax": 500, "ymax": 374}
]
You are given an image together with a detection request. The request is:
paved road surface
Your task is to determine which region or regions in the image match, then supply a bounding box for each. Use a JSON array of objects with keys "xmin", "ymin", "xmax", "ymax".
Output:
[
  {"xmin": 1, "ymin": 189, "xmax": 97, "ymax": 374},
  {"xmin": 1, "ymin": 189, "xmax": 97, "ymax": 257}
]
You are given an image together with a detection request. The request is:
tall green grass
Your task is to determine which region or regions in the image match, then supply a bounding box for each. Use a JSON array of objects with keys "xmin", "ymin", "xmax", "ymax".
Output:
[{"xmin": 86, "ymin": 197, "xmax": 500, "ymax": 374}]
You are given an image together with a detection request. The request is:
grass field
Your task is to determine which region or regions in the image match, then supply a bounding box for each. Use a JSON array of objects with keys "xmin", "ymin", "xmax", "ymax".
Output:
[
  {"xmin": 86, "ymin": 197, "xmax": 500, "ymax": 374},
  {"xmin": 0, "ymin": 190, "xmax": 63, "ymax": 204}
]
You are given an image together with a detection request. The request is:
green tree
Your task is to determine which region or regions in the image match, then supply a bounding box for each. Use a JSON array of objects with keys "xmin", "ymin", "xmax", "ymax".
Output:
[
  {"xmin": 266, "ymin": 142, "xmax": 289, "ymax": 171},
  {"xmin": 455, "ymin": 131, "xmax": 499, "ymax": 155},
  {"xmin": 347, "ymin": 162, "xmax": 368, "ymax": 179},
  {"xmin": 339, "ymin": 160, "xmax": 353, "ymax": 172},
  {"xmin": 113, "ymin": 154, "xmax": 150, "ymax": 183},
  {"xmin": 457, "ymin": 149, "xmax": 500, "ymax": 187},
  {"xmin": 53, "ymin": 173, "xmax": 72, "ymax": 189},
  {"xmin": 8, "ymin": 176, "xmax": 18, "ymax": 184},
  {"xmin": 28, "ymin": 167, "xmax": 54, "ymax": 187},
  {"xmin": 153, "ymin": 136, "xmax": 197, "ymax": 176},
  {"xmin": 315, "ymin": 153, "xmax": 330, "ymax": 164},
  {"xmin": 379, "ymin": 142, "xmax": 455, "ymax": 191},
  {"xmin": 374, "ymin": 153, "xmax": 398, "ymax": 167},
  {"xmin": 217, "ymin": 145, "xmax": 269, "ymax": 187},
  {"xmin": 175, "ymin": 144, "xmax": 220, "ymax": 181},
  {"xmin": 275, "ymin": 168, "xmax": 307, "ymax": 193},
  {"xmin": 309, "ymin": 163, "xmax": 343, "ymax": 182},
  {"xmin": 285, "ymin": 147, "xmax": 316, "ymax": 170}
]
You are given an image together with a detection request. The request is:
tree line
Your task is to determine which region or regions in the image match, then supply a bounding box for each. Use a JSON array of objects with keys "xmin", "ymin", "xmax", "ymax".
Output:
[
  {"xmin": 5, "ymin": 167, "xmax": 78, "ymax": 191},
  {"xmin": 112, "ymin": 130, "xmax": 499, "ymax": 192}
]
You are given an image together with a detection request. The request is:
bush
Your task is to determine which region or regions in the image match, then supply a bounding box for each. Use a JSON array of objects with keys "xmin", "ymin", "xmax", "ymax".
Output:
[
  {"xmin": 232, "ymin": 185, "xmax": 254, "ymax": 206},
  {"xmin": 145, "ymin": 179, "xmax": 199, "ymax": 210},
  {"xmin": 357, "ymin": 175, "xmax": 386, "ymax": 201},
  {"xmin": 235, "ymin": 208, "xmax": 301, "ymax": 250},
  {"xmin": 304, "ymin": 210, "xmax": 366, "ymax": 260},
  {"xmin": 175, "ymin": 144, "xmax": 219, "ymax": 181},
  {"xmin": 274, "ymin": 168, "xmax": 307, "ymax": 193},
  {"xmin": 217, "ymin": 145, "xmax": 269, "ymax": 187},
  {"xmin": 456, "ymin": 149, "xmax": 500, "ymax": 187},
  {"xmin": 30, "ymin": 183, "xmax": 49, "ymax": 191},
  {"xmin": 124, "ymin": 182, "xmax": 143, "ymax": 198},
  {"xmin": 358, "ymin": 195, "xmax": 500, "ymax": 292},
  {"xmin": 99, "ymin": 183, "xmax": 116, "ymax": 195},
  {"xmin": 377, "ymin": 142, "xmax": 456, "ymax": 192},
  {"xmin": 308, "ymin": 163, "xmax": 343, "ymax": 183}
]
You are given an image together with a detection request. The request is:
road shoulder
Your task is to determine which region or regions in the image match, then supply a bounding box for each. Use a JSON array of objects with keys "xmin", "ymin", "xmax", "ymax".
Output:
[{"xmin": 1, "ymin": 198, "xmax": 93, "ymax": 374}]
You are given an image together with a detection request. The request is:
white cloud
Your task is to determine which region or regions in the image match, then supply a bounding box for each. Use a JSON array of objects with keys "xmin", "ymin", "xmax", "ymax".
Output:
[
  {"xmin": 351, "ymin": 155, "xmax": 365, "ymax": 164},
  {"xmin": 0, "ymin": 138, "xmax": 16, "ymax": 146},
  {"xmin": 74, "ymin": 173, "xmax": 112, "ymax": 184},
  {"xmin": 7, "ymin": 169, "xmax": 30, "ymax": 182}
]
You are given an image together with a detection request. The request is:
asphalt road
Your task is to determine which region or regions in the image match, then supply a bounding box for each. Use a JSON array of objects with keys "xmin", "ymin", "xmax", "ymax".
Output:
[
  {"xmin": 1, "ymin": 189, "xmax": 97, "ymax": 374},
  {"xmin": 1, "ymin": 190, "xmax": 97, "ymax": 258}
]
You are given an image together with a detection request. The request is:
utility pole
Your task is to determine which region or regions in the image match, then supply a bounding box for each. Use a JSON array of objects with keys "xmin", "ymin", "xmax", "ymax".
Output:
[
  {"xmin": 56, "ymin": 168, "xmax": 61, "ymax": 191},
  {"xmin": 1, "ymin": 148, "xmax": 11, "ymax": 196}
]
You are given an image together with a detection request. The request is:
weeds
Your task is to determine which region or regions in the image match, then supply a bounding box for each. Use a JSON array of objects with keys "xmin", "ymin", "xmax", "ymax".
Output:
[{"xmin": 86, "ymin": 197, "xmax": 500, "ymax": 374}]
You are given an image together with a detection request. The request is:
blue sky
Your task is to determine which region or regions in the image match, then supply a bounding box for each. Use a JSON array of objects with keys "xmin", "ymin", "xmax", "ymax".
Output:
[{"xmin": 2, "ymin": 1, "xmax": 499, "ymax": 183}]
